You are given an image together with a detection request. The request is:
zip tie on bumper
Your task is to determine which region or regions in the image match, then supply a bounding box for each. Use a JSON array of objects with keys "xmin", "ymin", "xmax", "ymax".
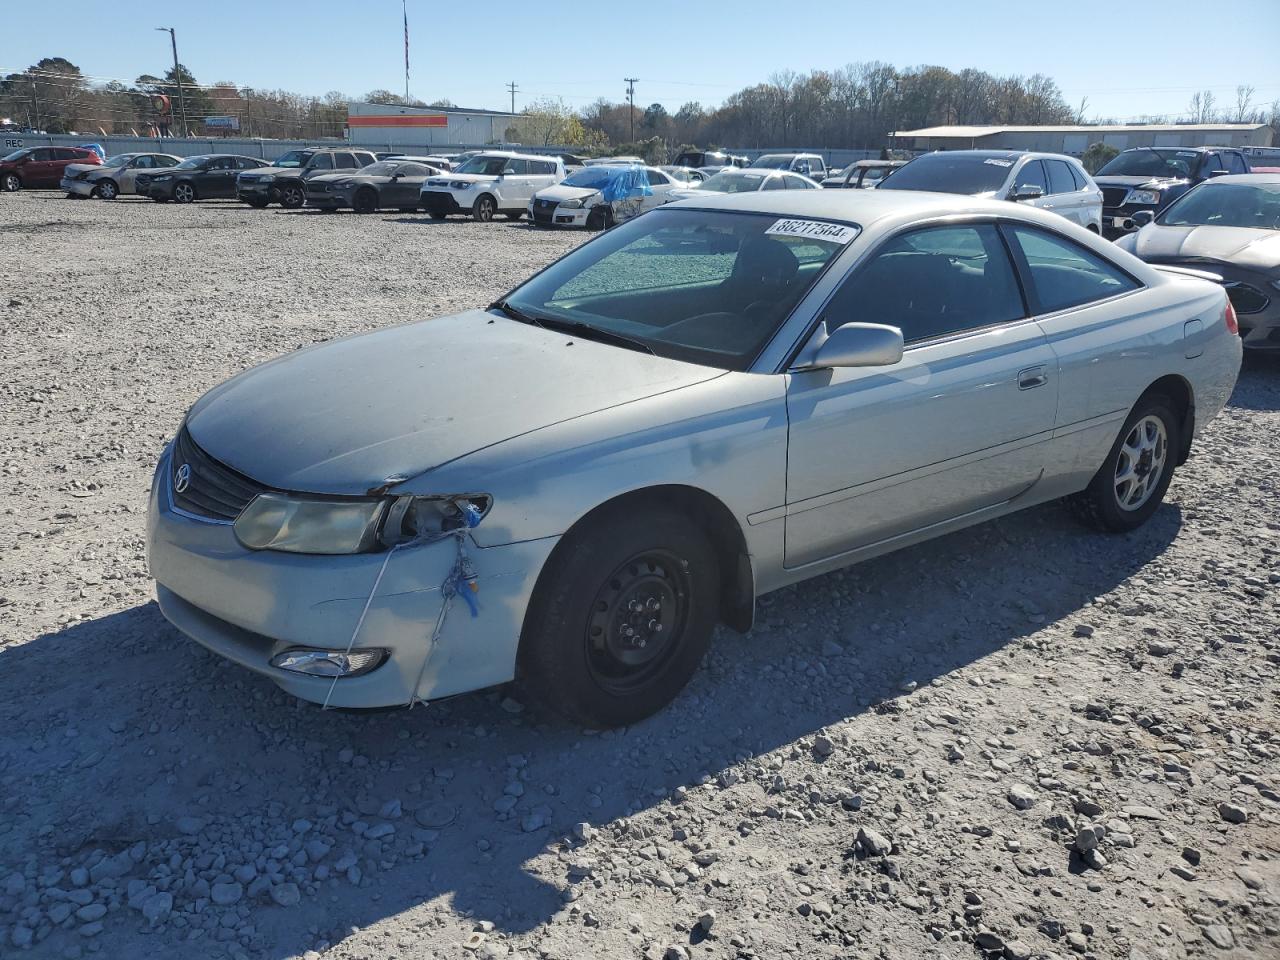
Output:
[{"xmin": 320, "ymin": 499, "xmax": 485, "ymax": 711}]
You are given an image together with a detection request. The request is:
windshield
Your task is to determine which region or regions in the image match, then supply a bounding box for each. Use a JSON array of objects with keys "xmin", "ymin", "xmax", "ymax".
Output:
[
  {"xmin": 877, "ymin": 153, "xmax": 1012, "ymax": 195},
  {"xmin": 355, "ymin": 161, "xmax": 401, "ymax": 177},
  {"xmin": 274, "ymin": 150, "xmax": 314, "ymax": 168},
  {"xmin": 502, "ymin": 208, "xmax": 854, "ymax": 370},
  {"xmin": 750, "ymin": 155, "xmax": 794, "ymax": 170},
  {"xmin": 175, "ymin": 156, "xmax": 210, "ymax": 169},
  {"xmin": 104, "ymin": 154, "xmax": 133, "ymax": 167},
  {"xmin": 1159, "ymin": 181, "xmax": 1280, "ymax": 230},
  {"xmin": 455, "ymin": 156, "xmax": 511, "ymax": 176},
  {"xmin": 562, "ymin": 166, "xmax": 635, "ymax": 189},
  {"xmin": 699, "ymin": 171, "xmax": 769, "ymax": 193},
  {"xmin": 1096, "ymin": 148, "xmax": 1195, "ymax": 179},
  {"xmin": 2, "ymin": 149, "xmax": 30, "ymax": 162}
]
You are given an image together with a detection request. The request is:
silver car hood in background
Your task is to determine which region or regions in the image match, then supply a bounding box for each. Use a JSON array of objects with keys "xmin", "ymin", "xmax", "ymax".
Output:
[
  {"xmin": 185, "ymin": 310, "xmax": 722, "ymax": 495},
  {"xmin": 1131, "ymin": 225, "xmax": 1280, "ymax": 271}
]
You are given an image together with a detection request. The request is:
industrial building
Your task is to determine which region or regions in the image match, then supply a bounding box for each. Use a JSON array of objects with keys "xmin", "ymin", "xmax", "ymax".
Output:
[
  {"xmin": 345, "ymin": 101, "xmax": 518, "ymax": 150},
  {"xmin": 890, "ymin": 123, "xmax": 1274, "ymax": 156}
]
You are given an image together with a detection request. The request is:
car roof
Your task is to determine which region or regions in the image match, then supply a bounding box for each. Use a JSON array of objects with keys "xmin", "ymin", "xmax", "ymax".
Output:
[
  {"xmin": 475, "ymin": 150, "xmax": 559, "ymax": 161},
  {"xmin": 665, "ymin": 187, "xmax": 1063, "ymax": 226}
]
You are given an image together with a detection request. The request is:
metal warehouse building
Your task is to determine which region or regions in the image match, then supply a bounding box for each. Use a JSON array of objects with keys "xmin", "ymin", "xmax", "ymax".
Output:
[
  {"xmin": 346, "ymin": 101, "xmax": 517, "ymax": 150},
  {"xmin": 890, "ymin": 123, "xmax": 1274, "ymax": 156}
]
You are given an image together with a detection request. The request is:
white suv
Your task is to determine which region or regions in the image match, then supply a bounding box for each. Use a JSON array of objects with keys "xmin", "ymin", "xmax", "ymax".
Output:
[{"xmin": 419, "ymin": 151, "xmax": 565, "ymax": 221}]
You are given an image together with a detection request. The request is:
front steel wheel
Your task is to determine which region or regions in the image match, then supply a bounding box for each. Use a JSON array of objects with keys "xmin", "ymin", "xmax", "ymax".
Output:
[
  {"xmin": 519, "ymin": 508, "xmax": 720, "ymax": 727},
  {"xmin": 1070, "ymin": 395, "xmax": 1179, "ymax": 532},
  {"xmin": 2, "ymin": 173, "xmax": 21, "ymax": 192}
]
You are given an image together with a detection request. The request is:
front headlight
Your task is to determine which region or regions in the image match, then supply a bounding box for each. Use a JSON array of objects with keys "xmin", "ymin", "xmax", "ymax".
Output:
[
  {"xmin": 153, "ymin": 175, "xmax": 172, "ymax": 182},
  {"xmin": 259, "ymin": 174, "xmax": 275, "ymax": 183},
  {"xmin": 234, "ymin": 493, "xmax": 386, "ymax": 554},
  {"xmin": 1124, "ymin": 189, "xmax": 1161, "ymax": 205},
  {"xmin": 559, "ymin": 193, "xmax": 599, "ymax": 210}
]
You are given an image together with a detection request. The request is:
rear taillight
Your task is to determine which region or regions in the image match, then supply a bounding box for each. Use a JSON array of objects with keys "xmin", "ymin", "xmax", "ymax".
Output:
[{"xmin": 1224, "ymin": 299, "xmax": 1239, "ymax": 336}]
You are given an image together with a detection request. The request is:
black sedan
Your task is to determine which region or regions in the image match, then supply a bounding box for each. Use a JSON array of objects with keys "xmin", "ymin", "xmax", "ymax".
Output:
[
  {"xmin": 137, "ymin": 155, "xmax": 269, "ymax": 203},
  {"xmin": 305, "ymin": 159, "xmax": 441, "ymax": 213}
]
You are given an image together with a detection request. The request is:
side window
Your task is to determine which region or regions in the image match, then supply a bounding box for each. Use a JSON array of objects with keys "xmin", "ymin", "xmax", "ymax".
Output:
[
  {"xmin": 53, "ymin": 148, "xmax": 78, "ymax": 160},
  {"xmin": 309, "ymin": 154, "xmax": 333, "ymax": 171},
  {"xmin": 209, "ymin": 157, "xmax": 232, "ymax": 170},
  {"xmin": 335, "ymin": 153, "xmax": 358, "ymax": 169},
  {"xmin": 1227, "ymin": 152, "xmax": 1248, "ymax": 174},
  {"xmin": 1046, "ymin": 160, "xmax": 1077, "ymax": 195},
  {"xmin": 1008, "ymin": 225, "xmax": 1140, "ymax": 314},
  {"xmin": 1199, "ymin": 152, "xmax": 1222, "ymax": 177},
  {"xmin": 157, "ymin": 156, "xmax": 178, "ymax": 167},
  {"xmin": 1014, "ymin": 160, "xmax": 1047, "ymax": 196},
  {"xmin": 761, "ymin": 176, "xmax": 786, "ymax": 191},
  {"xmin": 235, "ymin": 157, "xmax": 258, "ymax": 170},
  {"xmin": 1067, "ymin": 162, "xmax": 1087, "ymax": 190},
  {"xmin": 793, "ymin": 160, "xmax": 811, "ymax": 176},
  {"xmin": 31, "ymin": 149, "xmax": 53, "ymax": 161},
  {"xmin": 503, "ymin": 159, "xmax": 529, "ymax": 175},
  {"xmin": 132, "ymin": 156, "xmax": 153, "ymax": 169},
  {"xmin": 824, "ymin": 224, "xmax": 1025, "ymax": 344},
  {"xmin": 647, "ymin": 169, "xmax": 670, "ymax": 186},
  {"xmin": 355, "ymin": 153, "xmax": 375, "ymax": 167}
]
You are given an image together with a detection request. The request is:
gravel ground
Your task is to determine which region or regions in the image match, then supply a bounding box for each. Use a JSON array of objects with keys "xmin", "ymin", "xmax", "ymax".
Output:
[{"xmin": 0, "ymin": 190, "xmax": 1277, "ymax": 960}]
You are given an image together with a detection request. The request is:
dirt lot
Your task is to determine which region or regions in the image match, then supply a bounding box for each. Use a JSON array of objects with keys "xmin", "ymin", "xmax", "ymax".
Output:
[{"xmin": 0, "ymin": 190, "xmax": 1277, "ymax": 960}]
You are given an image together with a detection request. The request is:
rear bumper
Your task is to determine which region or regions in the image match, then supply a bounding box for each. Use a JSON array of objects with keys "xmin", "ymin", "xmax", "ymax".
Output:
[{"xmin": 146, "ymin": 441, "xmax": 557, "ymax": 708}]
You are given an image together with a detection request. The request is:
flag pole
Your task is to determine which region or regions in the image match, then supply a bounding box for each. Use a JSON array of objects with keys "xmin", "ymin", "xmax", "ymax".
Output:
[{"xmin": 403, "ymin": 0, "xmax": 410, "ymax": 101}]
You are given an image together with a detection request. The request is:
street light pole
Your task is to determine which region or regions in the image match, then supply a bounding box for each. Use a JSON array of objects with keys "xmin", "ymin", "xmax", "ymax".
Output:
[{"xmin": 155, "ymin": 27, "xmax": 188, "ymax": 137}]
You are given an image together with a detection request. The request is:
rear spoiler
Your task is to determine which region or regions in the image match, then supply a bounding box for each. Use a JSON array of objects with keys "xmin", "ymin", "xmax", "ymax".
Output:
[{"xmin": 1151, "ymin": 263, "xmax": 1224, "ymax": 284}]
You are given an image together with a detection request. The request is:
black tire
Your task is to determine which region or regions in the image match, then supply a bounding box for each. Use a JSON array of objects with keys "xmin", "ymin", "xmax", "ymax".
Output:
[
  {"xmin": 279, "ymin": 182, "xmax": 305, "ymax": 209},
  {"xmin": 1068, "ymin": 394, "xmax": 1180, "ymax": 533},
  {"xmin": 471, "ymin": 194, "xmax": 496, "ymax": 222},
  {"xmin": 352, "ymin": 188, "xmax": 378, "ymax": 214},
  {"xmin": 505, "ymin": 210, "xmax": 523, "ymax": 221},
  {"xmin": 1, "ymin": 173, "xmax": 20, "ymax": 192},
  {"xmin": 429, "ymin": 210, "xmax": 447, "ymax": 220},
  {"xmin": 398, "ymin": 206, "xmax": 418, "ymax": 213},
  {"xmin": 518, "ymin": 508, "xmax": 720, "ymax": 728},
  {"xmin": 585, "ymin": 206, "xmax": 613, "ymax": 232},
  {"xmin": 245, "ymin": 197, "xmax": 269, "ymax": 209},
  {"xmin": 172, "ymin": 182, "xmax": 196, "ymax": 204},
  {"xmin": 95, "ymin": 179, "xmax": 119, "ymax": 200}
]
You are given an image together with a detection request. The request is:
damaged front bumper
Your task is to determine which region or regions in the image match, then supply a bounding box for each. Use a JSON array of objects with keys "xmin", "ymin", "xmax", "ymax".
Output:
[{"xmin": 146, "ymin": 441, "xmax": 558, "ymax": 708}]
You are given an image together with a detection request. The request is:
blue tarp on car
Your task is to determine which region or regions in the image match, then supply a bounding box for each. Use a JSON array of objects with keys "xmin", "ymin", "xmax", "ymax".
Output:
[{"xmin": 562, "ymin": 163, "xmax": 652, "ymax": 202}]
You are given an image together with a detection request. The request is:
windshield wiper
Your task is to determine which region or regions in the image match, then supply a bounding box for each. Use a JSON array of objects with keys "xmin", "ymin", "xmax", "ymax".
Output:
[
  {"xmin": 489, "ymin": 299, "xmax": 545, "ymax": 327},
  {"xmin": 534, "ymin": 316, "xmax": 656, "ymax": 356}
]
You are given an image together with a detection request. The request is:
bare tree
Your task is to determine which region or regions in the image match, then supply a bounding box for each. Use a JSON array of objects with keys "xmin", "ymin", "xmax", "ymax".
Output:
[
  {"xmin": 1234, "ymin": 85, "xmax": 1256, "ymax": 123},
  {"xmin": 1187, "ymin": 90, "xmax": 1217, "ymax": 124}
]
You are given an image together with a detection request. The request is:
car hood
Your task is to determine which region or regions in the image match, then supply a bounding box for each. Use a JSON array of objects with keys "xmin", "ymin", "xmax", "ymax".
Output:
[
  {"xmin": 185, "ymin": 309, "xmax": 723, "ymax": 495},
  {"xmin": 66, "ymin": 162, "xmax": 112, "ymax": 177},
  {"xmin": 1094, "ymin": 174, "xmax": 1187, "ymax": 190},
  {"xmin": 670, "ymin": 187, "xmax": 722, "ymax": 200},
  {"xmin": 1131, "ymin": 225, "xmax": 1280, "ymax": 270},
  {"xmin": 533, "ymin": 184, "xmax": 598, "ymax": 202},
  {"xmin": 241, "ymin": 166, "xmax": 295, "ymax": 177}
]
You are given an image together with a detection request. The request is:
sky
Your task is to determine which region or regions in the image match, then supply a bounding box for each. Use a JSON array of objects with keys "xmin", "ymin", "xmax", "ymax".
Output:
[{"xmin": 5, "ymin": 0, "xmax": 1280, "ymax": 125}]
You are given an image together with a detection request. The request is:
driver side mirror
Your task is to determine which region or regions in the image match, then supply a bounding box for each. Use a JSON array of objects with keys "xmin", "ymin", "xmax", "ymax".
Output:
[
  {"xmin": 1131, "ymin": 210, "xmax": 1155, "ymax": 228},
  {"xmin": 806, "ymin": 322, "xmax": 904, "ymax": 369},
  {"xmin": 1011, "ymin": 184, "xmax": 1043, "ymax": 201}
]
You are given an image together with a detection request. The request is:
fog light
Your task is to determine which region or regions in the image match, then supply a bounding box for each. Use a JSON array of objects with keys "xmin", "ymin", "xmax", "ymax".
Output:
[{"xmin": 270, "ymin": 648, "xmax": 388, "ymax": 678}]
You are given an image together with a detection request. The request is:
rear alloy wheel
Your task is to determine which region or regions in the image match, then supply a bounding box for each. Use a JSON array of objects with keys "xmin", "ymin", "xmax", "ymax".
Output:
[
  {"xmin": 1069, "ymin": 395, "xmax": 1179, "ymax": 532},
  {"xmin": 279, "ymin": 183, "xmax": 305, "ymax": 209},
  {"xmin": 172, "ymin": 182, "xmax": 196, "ymax": 204},
  {"xmin": 2, "ymin": 173, "xmax": 20, "ymax": 192},
  {"xmin": 519, "ymin": 509, "xmax": 720, "ymax": 728},
  {"xmin": 352, "ymin": 188, "xmax": 378, "ymax": 214},
  {"xmin": 95, "ymin": 179, "xmax": 119, "ymax": 200},
  {"xmin": 471, "ymin": 194, "xmax": 496, "ymax": 222}
]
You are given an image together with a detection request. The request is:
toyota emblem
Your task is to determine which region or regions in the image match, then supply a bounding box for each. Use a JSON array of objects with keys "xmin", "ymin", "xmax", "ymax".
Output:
[{"xmin": 174, "ymin": 463, "xmax": 191, "ymax": 494}]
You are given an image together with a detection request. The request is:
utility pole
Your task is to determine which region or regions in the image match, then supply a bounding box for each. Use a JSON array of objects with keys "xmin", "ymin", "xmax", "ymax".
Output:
[
  {"xmin": 507, "ymin": 81, "xmax": 518, "ymax": 116},
  {"xmin": 155, "ymin": 27, "xmax": 188, "ymax": 137},
  {"xmin": 29, "ymin": 75, "xmax": 42, "ymax": 132},
  {"xmin": 624, "ymin": 78, "xmax": 638, "ymax": 142}
]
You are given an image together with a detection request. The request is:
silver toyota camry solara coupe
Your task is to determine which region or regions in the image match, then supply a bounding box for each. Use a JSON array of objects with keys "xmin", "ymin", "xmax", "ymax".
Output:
[{"xmin": 147, "ymin": 190, "xmax": 1242, "ymax": 727}]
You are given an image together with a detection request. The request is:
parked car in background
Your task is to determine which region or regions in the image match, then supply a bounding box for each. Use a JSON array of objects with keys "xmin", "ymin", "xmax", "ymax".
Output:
[
  {"xmin": 138, "ymin": 155, "xmax": 270, "ymax": 203},
  {"xmin": 306, "ymin": 159, "xmax": 442, "ymax": 213},
  {"xmin": 375, "ymin": 153, "xmax": 453, "ymax": 171},
  {"xmin": 528, "ymin": 164, "xmax": 682, "ymax": 230},
  {"xmin": 672, "ymin": 149, "xmax": 747, "ymax": 169},
  {"xmin": 748, "ymin": 152, "xmax": 828, "ymax": 181},
  {"xmin": 670, "ymin": 168, "xmax": 821, "ymax": 199},
  {"xmin": 1094, "ymin": 146, "xmax": 1252, "ymax": 239},
  {"xmin": 420, "ymin": 151, "xmax": 565, "ymax": 221},
  {"xmin": 61, "ymin": 152, "xmax": 181, "ymax": 199},
  {"xmin": 584, "ymin": 155, "xmax": 644, "ymax": 166},
  {"xmin": 1116, "ymin": 173, "xmax": 1280, "ymax": 350},
  {"xmin": 659, "ymin": 166, "xmax": 706, "ymax": 185},
  {"xmin": 235, "ymin": 148, "xmax": 377, "ymax": 209},
  {"xmin": 147, "ymin": 190, "xmax": 1239, "ymax": 727},
  {"xmin": 878, "ymin": 150, "xmax": 1103, "ymax": 232},
  {"xmin": 822, "ymin": 159, "xmax": 906, "ymax": 189},
  {"xmin": 1, "ymin": 146, "xmax": 100, "ymax": 191}
]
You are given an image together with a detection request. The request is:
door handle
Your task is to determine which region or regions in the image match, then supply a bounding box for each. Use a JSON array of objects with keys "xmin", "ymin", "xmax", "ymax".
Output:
[{"xmin": 1017, "ymin": 365, "xmax": 1048, "ymax": 390}]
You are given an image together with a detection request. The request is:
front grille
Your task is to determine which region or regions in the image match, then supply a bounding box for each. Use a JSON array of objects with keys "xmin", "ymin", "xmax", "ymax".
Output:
[
  {"xmin": 308, "ymin": 183, "xmax": 329, "ymax": 193},
  {"xmin": 238, "ymin": 174, "xmax": 259, "ymax": 184},
  {"xmin": 1100, "ymin": 186, "xmax": 1130, "ymax": 209},
  {"xmin": 1225, "ymin": 282, "xmax": 1271, "ymax": 315},
  {"xmin": 171, "ymin": 427, "xmax": 267, "ymax": 522}
]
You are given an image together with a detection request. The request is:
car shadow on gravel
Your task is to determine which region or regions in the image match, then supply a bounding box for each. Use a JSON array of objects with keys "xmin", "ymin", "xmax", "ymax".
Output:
[
  {"xmin": 0, "ymin": 500, "xmax": 1182, "ymax": 958},
  {"xmin": 1229, "ymin": 351, "xmax": 1280, "ymax": 411}
]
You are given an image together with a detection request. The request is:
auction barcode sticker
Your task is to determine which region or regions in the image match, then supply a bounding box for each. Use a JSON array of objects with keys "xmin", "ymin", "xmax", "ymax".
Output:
[{"xmin": 765, "ymin": 219, "xmax": 860, "ymax": 244}]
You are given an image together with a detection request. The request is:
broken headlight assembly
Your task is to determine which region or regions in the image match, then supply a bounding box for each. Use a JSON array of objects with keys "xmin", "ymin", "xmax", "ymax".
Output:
[{"xmin": 233, "ymin": 493, "xmax": 490, "ymax": 555}]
